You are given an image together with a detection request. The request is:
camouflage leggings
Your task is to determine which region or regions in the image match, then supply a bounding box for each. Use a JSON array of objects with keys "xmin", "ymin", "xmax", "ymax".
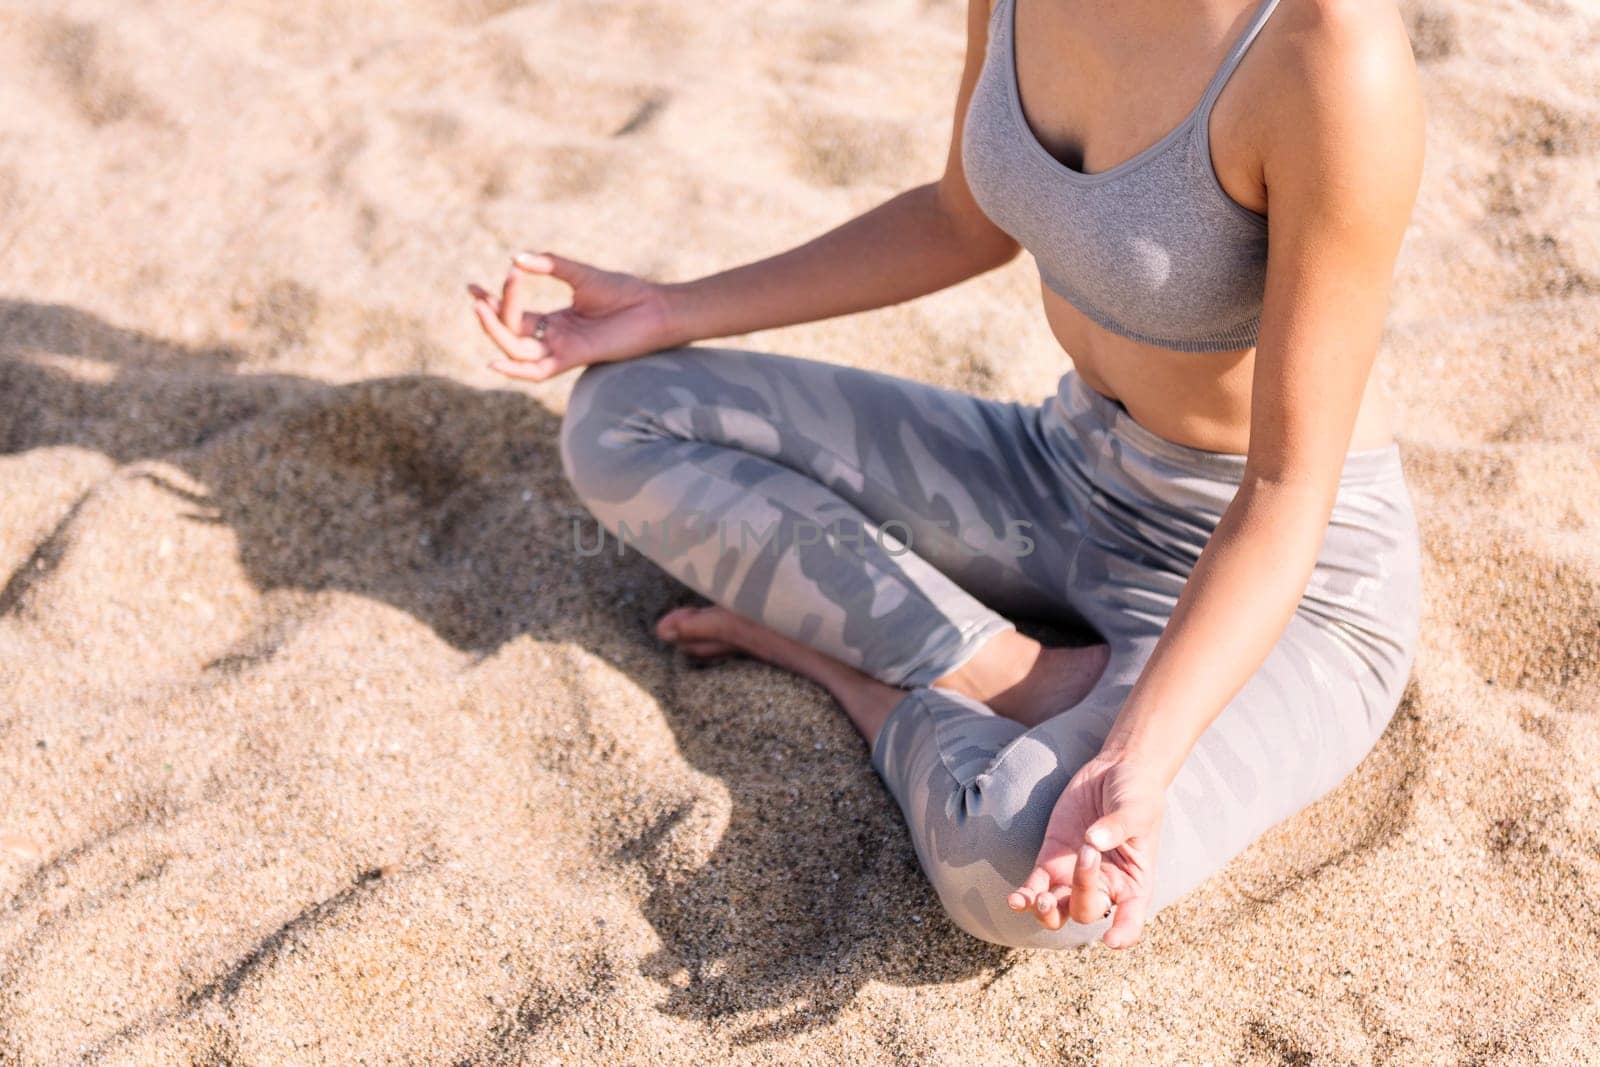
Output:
[{"xmin": 559, "ymin": 346, "xmax": 1421, "ymax": 948}]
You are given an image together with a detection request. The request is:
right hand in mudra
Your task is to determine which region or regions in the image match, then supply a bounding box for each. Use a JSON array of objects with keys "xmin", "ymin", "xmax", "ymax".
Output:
[{"xmin": 469, "ymin": 251, "xmax": 678, "ymax": 382}]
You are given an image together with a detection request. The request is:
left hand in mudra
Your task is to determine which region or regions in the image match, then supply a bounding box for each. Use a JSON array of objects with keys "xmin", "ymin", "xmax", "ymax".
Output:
[{"xmin": 1007, "ymin": 751, "xmax": 1166, "ymax": 948}]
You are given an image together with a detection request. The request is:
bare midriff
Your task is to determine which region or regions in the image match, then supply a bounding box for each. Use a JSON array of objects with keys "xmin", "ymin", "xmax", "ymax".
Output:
[{"xmin": 1042, "ymin": 287, "xmax": 1396, "ymax": 455}]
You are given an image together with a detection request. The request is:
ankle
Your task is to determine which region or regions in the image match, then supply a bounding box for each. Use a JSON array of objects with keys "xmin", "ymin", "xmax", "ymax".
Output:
[{"xmin": 933, "ymin": 630, "xmax": 1042, "ymax": 705}]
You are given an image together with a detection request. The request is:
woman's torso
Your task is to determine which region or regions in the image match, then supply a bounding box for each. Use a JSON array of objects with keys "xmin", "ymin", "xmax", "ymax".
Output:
[{"xmin": 964, "ymin": 0, "xmax": 1395, "ymax": 454}]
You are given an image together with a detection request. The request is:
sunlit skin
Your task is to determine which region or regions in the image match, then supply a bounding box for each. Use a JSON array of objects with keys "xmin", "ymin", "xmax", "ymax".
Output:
[{"xmin": 470, "ymin": 0, "xmax": 1424, "ymax": 947}]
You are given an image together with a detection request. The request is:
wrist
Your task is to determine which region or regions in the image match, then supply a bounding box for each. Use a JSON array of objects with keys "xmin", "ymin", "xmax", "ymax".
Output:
[
  {"xmin": 654, "ymin": 279, "xmax": 709, "ymax": 349},
  {"xmin": 1097, "ymin": 720, "xmax": 1191, "ymax": 788}
]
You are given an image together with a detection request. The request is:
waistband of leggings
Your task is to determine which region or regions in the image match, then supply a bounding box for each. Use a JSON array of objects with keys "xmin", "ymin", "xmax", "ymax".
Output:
[{"xmin": 1060, "ymin": 370, "xmax": 1407, "ymax": 488}]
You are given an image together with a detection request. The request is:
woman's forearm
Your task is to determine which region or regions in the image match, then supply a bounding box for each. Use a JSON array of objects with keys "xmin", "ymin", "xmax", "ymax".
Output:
[
  {"xmin": 1100, "ymin": 478, "xmax": 1336, "ymax": 785},
  {"xmin": 657, "ymin": 182, "xmax": 1018, "ymax": 346}
]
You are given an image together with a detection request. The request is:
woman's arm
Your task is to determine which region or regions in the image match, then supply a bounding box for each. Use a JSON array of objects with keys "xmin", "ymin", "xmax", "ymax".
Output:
[
  {"xmin": 1099, "ymin": 3, "xmax": 1425, "ymax": 783},
  {"xmin": 474, "ymin": 0, "xmax": 1013, "ymax": 378},
  {"xmin": 1010, "ymin": 1, "xmax": 1425, "ymax": 946},
  {"xmin": 489, "ymin": 177, "xmax": 1017, "ymax": 370},
  {"xmin": 660, "ymin": 0, "xmax": 1016, "ymax": 346}
]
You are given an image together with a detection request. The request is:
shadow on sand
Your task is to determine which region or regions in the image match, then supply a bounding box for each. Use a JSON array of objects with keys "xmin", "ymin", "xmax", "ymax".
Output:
[{"xmin": 0, "ymin": 299, "xmax": 1011, "ymax": 1048}]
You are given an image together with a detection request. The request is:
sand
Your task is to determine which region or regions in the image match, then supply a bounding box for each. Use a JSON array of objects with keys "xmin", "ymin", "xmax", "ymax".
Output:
[{"xmin": 0, "ymin": 0, "xmax": 1596, "ymax": 1062}]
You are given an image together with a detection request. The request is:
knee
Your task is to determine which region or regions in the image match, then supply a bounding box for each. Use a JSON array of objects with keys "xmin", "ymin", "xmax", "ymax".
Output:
[
  {"xmin": 917, "ymin": 823, "xmax": 1044, "ymax": 947},
  {"xmin": 911, "ymin": 758, "xmax": 1077, "ymax": 947},
  {"xmin": 563, "ymin": 345, "xmax": 753, "ymax": 512},
  {"xmin": 878, "ymin": 700, "xmax": 1113, "ymax": 948},
  {"xmin": 558, "ymin": 348, "xmax": 718, "ymax": 501},
  {"xmin": 953, "ymin": 829, "xmax": 1048, "ymax": 941},
  {"xmin": 558, "ymin": 357, "xmax": 663, "ymax": 506}
]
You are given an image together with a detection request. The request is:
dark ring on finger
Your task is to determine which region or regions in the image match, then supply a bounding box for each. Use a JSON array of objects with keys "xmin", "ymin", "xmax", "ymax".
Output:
[{"xmin": 533, "ymin": 315, "xmax": 549, "ymax": 342}]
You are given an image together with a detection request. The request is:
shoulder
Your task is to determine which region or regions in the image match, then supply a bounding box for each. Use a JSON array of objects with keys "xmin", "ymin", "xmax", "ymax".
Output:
[
  {"xmin": 1262, "ymin": 0, "xmax": 1423, "ymax": 147},
  {"xmin": 1256, "ymin": 0, "xmax": 1424, "ymax": 202}
]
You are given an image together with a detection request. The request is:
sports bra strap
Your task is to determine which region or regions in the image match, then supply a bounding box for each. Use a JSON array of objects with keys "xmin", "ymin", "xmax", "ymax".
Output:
[{"xmin": 1197, "ymin": 0, "xmax": 1284, "ymax": 116}]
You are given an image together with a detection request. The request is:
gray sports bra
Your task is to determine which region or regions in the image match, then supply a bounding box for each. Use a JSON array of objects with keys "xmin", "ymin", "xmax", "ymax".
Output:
[{"xmin": 962, "ymin": 0, "xmax": 1282, "ymax": 353}]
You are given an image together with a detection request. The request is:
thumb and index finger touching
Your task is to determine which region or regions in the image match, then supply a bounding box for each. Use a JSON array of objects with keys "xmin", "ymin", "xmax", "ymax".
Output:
[
  {"xmin": 1010, "ymin": 807, "xmax": 1134, "ymax": 909},
  {"xmin": 471, "ymin": 251, "xmax": 589, "ymax": 381},
  {"xmin": 480, "ymin": 250, "xmax": 588, "ymax": 327},
  {"xmin": 1008, "ymin": 806, "xmax": 1152, "ymax": 943},
  {"xmin": 499, "ymin": 251, "xmax": 571, "ymax": 327}
]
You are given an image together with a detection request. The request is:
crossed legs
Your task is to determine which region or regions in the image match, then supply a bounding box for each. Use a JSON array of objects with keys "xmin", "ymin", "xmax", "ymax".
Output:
[{"xmin": 558, "ymin": 345, "xmax": 1419, "ymax": 949}]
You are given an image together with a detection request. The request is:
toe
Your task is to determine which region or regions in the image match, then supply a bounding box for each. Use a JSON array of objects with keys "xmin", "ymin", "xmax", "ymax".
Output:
[
  {"xmin": 657, "ymin": 606, "xmax": 747, "ymax": 664},
  {"xmin": 654, "ymin": 607, "xmax": 690, "ymax": 641},
  {"xmin": 656, "ymin": 605, "xmax": 718, "ymax": 642},
  {"xmin": 673, "ymin": 606, "xmax": 725, "ymax": 641}
]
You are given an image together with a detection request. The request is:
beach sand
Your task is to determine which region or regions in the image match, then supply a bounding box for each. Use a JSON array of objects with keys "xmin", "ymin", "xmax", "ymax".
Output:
[{"xmin": 0, "ymin": 0, "xmax": 1596, "ymax": 1062}]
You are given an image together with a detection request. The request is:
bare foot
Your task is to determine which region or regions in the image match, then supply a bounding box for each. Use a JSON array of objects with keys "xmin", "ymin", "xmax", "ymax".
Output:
[
  {"xmin": 934, "ymin": 629, "xmax": 1110, "ymax": 728},
  {"xmin": 655, "ymin": 605, "xmax": 905, "ymax": 746}
]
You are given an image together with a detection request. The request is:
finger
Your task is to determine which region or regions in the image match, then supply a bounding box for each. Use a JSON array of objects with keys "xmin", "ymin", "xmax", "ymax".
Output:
[
  {"xmin": 514, "ymin": 250, "xmax": 592, "ymax": 290},
  {"xmin": 475, "ymin": 300, "xmax": 547, "ymax": 362},
  {"xmin": 1069, "ymin": 844, "xmax": 1097, "ymax": 900},
  {"xmin": 1034, "ymin": 888, "xmax": 1056, "ymax": 917},
  {"xmin": 500, "ymin": 263, "xmax": 533, "ymax": 331},
  {"xmin": 1037, "ymin": 877, "xmax": 1084, "ymax": 928},
  {"xmin": 1103, "ymin": 892, "xmax": 1150, "ymax": 949},
  {"xmin": 1010, "ymin": 866, "xmax": 1054, "ymax": 912},
  {"xmin": 1085, "ymin": 813, "xmax": 1132, "ymax": 853},
  {"xmin": 466, "ymin": 283, "xmax": 499, "ymax": 312},
  {"xmin": 1068, "ymin": 844, "xmax": 1110, "ymax": 924},
  {"xmin": 1033, "ymin": 889, "xmax": 1065, "ymax": 930}
]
